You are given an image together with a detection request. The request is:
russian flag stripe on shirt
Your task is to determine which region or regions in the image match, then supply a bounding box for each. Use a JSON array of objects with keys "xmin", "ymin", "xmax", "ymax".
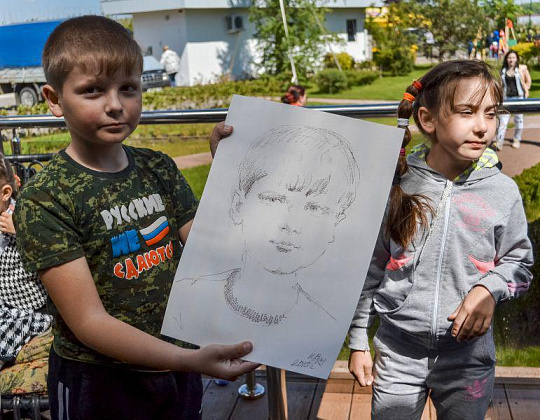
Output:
[{"xmin": 140, "ymin": 216, "xmax": 169, "ymax": 246}]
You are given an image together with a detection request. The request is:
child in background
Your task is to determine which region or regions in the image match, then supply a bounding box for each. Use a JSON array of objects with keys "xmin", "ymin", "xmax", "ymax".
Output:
[
  {"xmin": 0, "ymin": 155, "xmax": 51, "ymax": 369},
  {"xmin": 281, "ymin": 85, "xmax": 307, "ymax": 106},
  {"xmin": 348, "ymin": 60, "xmax": 534, "ymax": 419},
  {"xmin": 14, "ymin": 16, "xmax": 257, "ymax": 419}
]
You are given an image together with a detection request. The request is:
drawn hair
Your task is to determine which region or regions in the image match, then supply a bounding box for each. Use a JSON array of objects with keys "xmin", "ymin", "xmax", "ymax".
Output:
[
  {"xmin": 0, "ymin": 154, "xmax": 18, "ymax": 200},
  {"xmin": 237, "ymin": 126, "xmax": 359, "ymax": 224},
  {"xmin": 281, "ymin": 85, "xmax": 306, "ymax": 105},
  {"xmin": 389, "ymin": 59, "xmax": 502, "ymax": 249},
  {"xmin": 42, "ymin": 15, "xmax": 143, "ymax": 91},
  {"xmin": 502, "ymin": 50, "xmax": 520, "ymax": 71}
]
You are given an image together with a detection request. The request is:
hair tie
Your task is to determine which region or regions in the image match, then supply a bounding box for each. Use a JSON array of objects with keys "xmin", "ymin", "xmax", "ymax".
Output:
[
  {"xmin": 400, "ymin": 148, "xmax": 406, "ymax": 157},
  {"xmin": 403, "ymin": 92, "xmax": 415, "ymax": 103},
  {"xmin": 412, "ymin": 80, "xmax": 423, "ymax": 90},
  {"xmin": 397, "ymin": 118, "xmax": 409, "ymax": 128}
]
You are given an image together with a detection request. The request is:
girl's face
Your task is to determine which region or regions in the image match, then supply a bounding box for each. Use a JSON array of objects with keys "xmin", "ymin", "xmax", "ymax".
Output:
[
  {"xmin": 506, "ymin": 53, "xmax": 518, "ymax": 68},
  {"xmin": 419, "ymin": 78, "xmax": 498, "ymax": 179}
]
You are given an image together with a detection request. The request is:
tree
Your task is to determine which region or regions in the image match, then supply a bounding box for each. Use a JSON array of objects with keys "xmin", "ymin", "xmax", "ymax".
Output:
[
  {"xmin": 249, "ymin": 0, "xmax": 340, "ymax": 79},
  {"xmin": 365, "ymin": 3, "xmax": 416, "ymax": 75},
  {"xmin": 483, "ymin": 0, "xmax": 524, "ymax": 30},
  {"xmin": 396, "ymin": 0, "xmax": 488, "ymax": 60}
]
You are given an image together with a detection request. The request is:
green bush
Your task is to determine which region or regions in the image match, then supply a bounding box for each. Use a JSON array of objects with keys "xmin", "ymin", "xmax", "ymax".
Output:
[
  {"xmin": 373, "ymin": 46, "xmax": 414, "ymax": 76},
  {"xmin": 314, "ymin": 69, "xmax": 349, "ymax": 93},
  {"xmin": 323, "ymin": 52, "xmax": 355, "ymax": 71},
  {"xmin": 514, "ymin": 162, "xmax": 540, "ymax": 222},
  {"xmin": 344, "ymin": 70, "xmax": 378, "ymax": 87},
  {"xmin": 511, "ymin": 42, "xmax": 538, "ymax": 67}
]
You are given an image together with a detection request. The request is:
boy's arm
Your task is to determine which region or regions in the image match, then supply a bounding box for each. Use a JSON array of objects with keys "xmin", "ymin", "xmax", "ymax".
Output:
[{"xmin": 40, "ymin": 256, "xmax": 258, "ymax": 379}]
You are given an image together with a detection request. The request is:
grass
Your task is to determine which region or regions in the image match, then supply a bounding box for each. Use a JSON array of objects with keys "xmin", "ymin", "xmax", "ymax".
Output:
[{"xmin": 307, "ymin": 65, "xmax": 433, "ymax": 101}]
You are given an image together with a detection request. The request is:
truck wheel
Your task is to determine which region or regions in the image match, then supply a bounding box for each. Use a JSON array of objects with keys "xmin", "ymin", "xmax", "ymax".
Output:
[{"xmin": 17, "ymin": 87, "xmax": 39, "ymax": 107}]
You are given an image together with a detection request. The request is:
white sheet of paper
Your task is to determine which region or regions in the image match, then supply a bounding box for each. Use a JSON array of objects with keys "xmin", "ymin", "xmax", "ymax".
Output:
[{"xmin": 162, "ymin": 95, "xmax": 403, "ymax": 379}]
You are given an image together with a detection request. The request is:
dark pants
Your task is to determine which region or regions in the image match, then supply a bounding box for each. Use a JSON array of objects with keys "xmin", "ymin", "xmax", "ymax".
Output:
[
  {"xmin": 48, "ymin": 347, "xmax": 203, "ymax": 420},
  {"xmin": 168, "ymin": 72, "xmax": 177, "ymax": 86}
]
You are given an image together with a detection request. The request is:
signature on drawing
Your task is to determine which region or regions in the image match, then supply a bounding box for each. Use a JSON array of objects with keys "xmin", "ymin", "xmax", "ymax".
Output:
[{"xmin": 291, "ymin": 352, "xmax": 327, "ymax": 370}]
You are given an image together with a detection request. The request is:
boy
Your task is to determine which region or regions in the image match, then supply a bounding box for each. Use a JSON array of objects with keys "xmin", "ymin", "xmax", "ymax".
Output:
[{"xmin": 14, "ymin": 16, "xmax": 257, "ymax": 419}]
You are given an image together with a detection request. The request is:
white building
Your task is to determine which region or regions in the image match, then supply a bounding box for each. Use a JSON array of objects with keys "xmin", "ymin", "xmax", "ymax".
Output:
[{"xmin": 101, "ymin": 0, "xmax": 381, "ymax": 85}]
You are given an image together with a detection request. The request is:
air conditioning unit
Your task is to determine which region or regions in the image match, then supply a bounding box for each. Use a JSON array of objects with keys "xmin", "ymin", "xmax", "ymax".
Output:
[{"xmin": 225, "ymin": 15, "xmax": 244, "ymax": 33}]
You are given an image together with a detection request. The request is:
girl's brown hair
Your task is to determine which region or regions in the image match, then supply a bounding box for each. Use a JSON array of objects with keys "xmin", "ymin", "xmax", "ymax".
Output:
[
  {"xmin": 387, "ymin": 60, "xmax": 502, "ymax": 249},
  {"xmin": 0, "ymin": 154, "xmax": 18, "ymax": 200}
]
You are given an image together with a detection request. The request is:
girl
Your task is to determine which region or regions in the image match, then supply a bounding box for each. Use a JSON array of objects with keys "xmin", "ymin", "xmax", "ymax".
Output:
[
  {"xmin": 348, "ymin": 60, "xmax": 534, "ymax": 419},
  {"xmin": 495, "ymin": 50, "xmax": 532, "ymax": 150},
  {"xmin": 0, "ymin": 155, "xmax": 51, "ymax": 368},
  {"xmin": 281, "ymin": 84, "xmax": 307, "ymax": 106}
]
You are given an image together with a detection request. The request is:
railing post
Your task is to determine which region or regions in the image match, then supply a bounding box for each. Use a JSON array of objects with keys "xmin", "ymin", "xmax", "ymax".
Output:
[
  {"xmin": 238, "ymin": 371, "xmax": 265, "ymax": 400},
  {"xmin": 266, "ymin": 367, "xmax": 288, "ymax": 420}
]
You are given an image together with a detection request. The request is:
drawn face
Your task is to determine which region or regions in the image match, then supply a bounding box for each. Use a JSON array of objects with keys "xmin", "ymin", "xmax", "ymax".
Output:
[{"xmin": 235, "ymin": 145, "xmax": 343, "ymax": 275}]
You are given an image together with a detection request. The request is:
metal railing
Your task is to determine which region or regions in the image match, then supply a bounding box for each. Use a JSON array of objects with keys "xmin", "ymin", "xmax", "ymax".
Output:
[{"xmin": 2, "ymin": 98, "xmax": 540, "ymax": 419}]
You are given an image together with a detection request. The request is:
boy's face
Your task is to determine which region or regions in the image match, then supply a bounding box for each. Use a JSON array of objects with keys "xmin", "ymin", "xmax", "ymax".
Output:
[
  {"xmin": 235, "ymin": 145, "xmax": 343, "ymax": 275},
  {"xmin": 46, "ymin": 65, "xmax": 142, "ymax": 148}
]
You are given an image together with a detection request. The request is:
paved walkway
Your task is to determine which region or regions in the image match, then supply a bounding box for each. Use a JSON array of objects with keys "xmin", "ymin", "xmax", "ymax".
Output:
[{"xmin": 174, "ymin": 114, "xmax": 540, "ymax": 178}]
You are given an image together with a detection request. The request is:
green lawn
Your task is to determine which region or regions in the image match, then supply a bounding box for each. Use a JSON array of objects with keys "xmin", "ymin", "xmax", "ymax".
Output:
[{"xmin": 308, "ymin": 66, "xmax": 433, "ymax": 101}]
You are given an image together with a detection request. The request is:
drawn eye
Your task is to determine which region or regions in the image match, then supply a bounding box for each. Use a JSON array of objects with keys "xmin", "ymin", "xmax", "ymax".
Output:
[
  {"xmin": 258, "ymin": 193, "xmax": 285, "ymax": 204},
  {"xmin": 305, "ymin": 202, "xmax": 331, "ymax": 215}
]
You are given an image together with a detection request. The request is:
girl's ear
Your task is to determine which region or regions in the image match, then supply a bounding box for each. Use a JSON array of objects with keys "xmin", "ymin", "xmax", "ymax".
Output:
[
  {"xmin": 41, "ymin": 85, "xmax": 64, "ymax": 117},
  {"xmin": 417, "ymin": 106, "xmax": 436, "ymax": 134},
  {"xmin": 1, "ymin": 184, "xmax": 12, "ymax": 203}
]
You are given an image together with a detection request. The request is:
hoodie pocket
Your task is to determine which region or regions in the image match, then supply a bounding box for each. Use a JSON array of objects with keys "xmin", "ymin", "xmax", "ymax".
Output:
[{"xmin": 374, "ymin": 250, "xmax": 416, "ymax": 314}]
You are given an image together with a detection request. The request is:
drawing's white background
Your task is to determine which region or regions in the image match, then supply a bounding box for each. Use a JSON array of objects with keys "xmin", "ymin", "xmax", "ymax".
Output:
[{"xmin": 163, "ymin": 95, "xmax": 403, "ymax": 378}]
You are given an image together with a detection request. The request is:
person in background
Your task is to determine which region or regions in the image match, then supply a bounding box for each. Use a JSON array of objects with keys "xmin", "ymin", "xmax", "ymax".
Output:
[
  {"xmin": 0, "ymin": 155, "xmax": 52, "ymax": 369},
  {"xmin": 281, "ymin": 85, "xmax": 307, "ymax": 106},
  {"xmin": 160, "ymin": 45, "xmax": 181, "ymax": 87},
  {"xmin": 495, "ymin": 50, "xmax": 532, "ymax": 150}
]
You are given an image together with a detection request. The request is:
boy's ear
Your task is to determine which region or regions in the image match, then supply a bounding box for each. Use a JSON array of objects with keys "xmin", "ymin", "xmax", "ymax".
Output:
[
  {"xmin": 229, "ymin": 190, "xmax": 243, "ymax": 225},
  {"xmin": 417, "ymin": 106, "xmax": 436, "ymax": 134},
  {"xmin": 41, "ymin": 84, "xmax": 64, "ymax": 117},
  {"xmin": 1, "ymin": 184, "xmax": 12, "ymax": 204}
]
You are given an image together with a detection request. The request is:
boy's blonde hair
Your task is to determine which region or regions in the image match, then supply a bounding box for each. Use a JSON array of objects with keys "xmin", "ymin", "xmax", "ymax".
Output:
[{"xmin": 42, "ymin": 15, "xmax": 143, "ymax": 91}]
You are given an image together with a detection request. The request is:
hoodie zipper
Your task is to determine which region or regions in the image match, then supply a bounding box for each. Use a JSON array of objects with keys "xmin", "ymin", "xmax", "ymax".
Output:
[{"xmin": 430, "ymin": 180, "xmax": 454, "ymax": 346}]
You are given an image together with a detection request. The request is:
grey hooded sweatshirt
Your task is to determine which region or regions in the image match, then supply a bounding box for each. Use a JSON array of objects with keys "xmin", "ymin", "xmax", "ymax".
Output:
[{"xmin": 349, "ymin": 145, "xmax": 534, "ymax": 350}]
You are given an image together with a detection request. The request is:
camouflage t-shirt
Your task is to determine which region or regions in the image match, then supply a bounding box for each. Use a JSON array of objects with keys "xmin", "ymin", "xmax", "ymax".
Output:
[{"xmin": 14, "ymin": 146, "xmax": 198, "ymax": 366}]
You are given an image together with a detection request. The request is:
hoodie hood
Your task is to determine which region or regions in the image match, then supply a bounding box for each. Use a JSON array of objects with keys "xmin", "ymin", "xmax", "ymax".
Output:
[{"xmin": 407, "ymin": 143, "xmax": 500, "ymax": 184}]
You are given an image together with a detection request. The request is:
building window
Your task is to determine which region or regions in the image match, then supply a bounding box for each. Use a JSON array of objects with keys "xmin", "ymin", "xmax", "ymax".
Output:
[
  {"xmin": 226, "ymin": 15, "xmax": 244, "ymax": 33},
  {"xmin": 347, "ymin": 19, "xmax": 357, "ymax": 42}
]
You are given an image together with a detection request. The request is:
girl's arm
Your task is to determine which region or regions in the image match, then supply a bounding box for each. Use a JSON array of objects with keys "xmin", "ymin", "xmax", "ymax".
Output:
[
  {"xmin": 39, "ymin": 257, "xmax": 259, "ymax": 380},
  {"xmin": 475, "ymin": 197, "xmax": 534, "ymax": 303},
  {"xmin": 348, "ymin": 225, "xmax": 390, "ymax": 386}
]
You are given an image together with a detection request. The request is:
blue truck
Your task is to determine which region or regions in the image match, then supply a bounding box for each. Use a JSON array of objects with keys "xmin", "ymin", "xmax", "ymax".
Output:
[
  {"xmin": 0, "ymin": 20, "xmax": 61, "ymax": 106},
  {"xmin": 0, "ymin": 20, "xmax": 170, "ymax": 107}
]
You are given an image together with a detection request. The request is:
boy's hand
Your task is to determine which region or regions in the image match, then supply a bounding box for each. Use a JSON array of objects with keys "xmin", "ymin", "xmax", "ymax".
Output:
[
  {"xmin": 348, "ymin": 349, "xmax": 373, "ymax": 387},
  {"xmin": 0, "ymin": 211, "xmax": 15, "ymax": 235},
  {"xmin": 194, "ymin": 341, "xmax": 260, "ymax": 381},
  {"xmin": 448, "ymin": 286, "xmax": 496, "ymax": 342},
  {"xmin": 209, "ymin": 122, "xmax": 233, "ymax": 158}
]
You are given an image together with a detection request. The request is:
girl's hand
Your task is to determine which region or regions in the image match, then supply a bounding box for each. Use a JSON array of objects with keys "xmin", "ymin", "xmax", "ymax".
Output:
[
  {"xmin": 0, "ymin": 211, "xmax": 15, "ymax": 235},
  {"xmin": 209, "ymin": 122, "xmax": 233, "ymax": 158},
  {"xmin": 194, "ymin": 341, "xmax": 260, "ymax": 381},
  {"xmin": 447, "ymin": 286, "xmax": 496, "ymax": 342},
  {"xmin": 348, "ymin": 349, "xmax": 373, "ymax": 387}
]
